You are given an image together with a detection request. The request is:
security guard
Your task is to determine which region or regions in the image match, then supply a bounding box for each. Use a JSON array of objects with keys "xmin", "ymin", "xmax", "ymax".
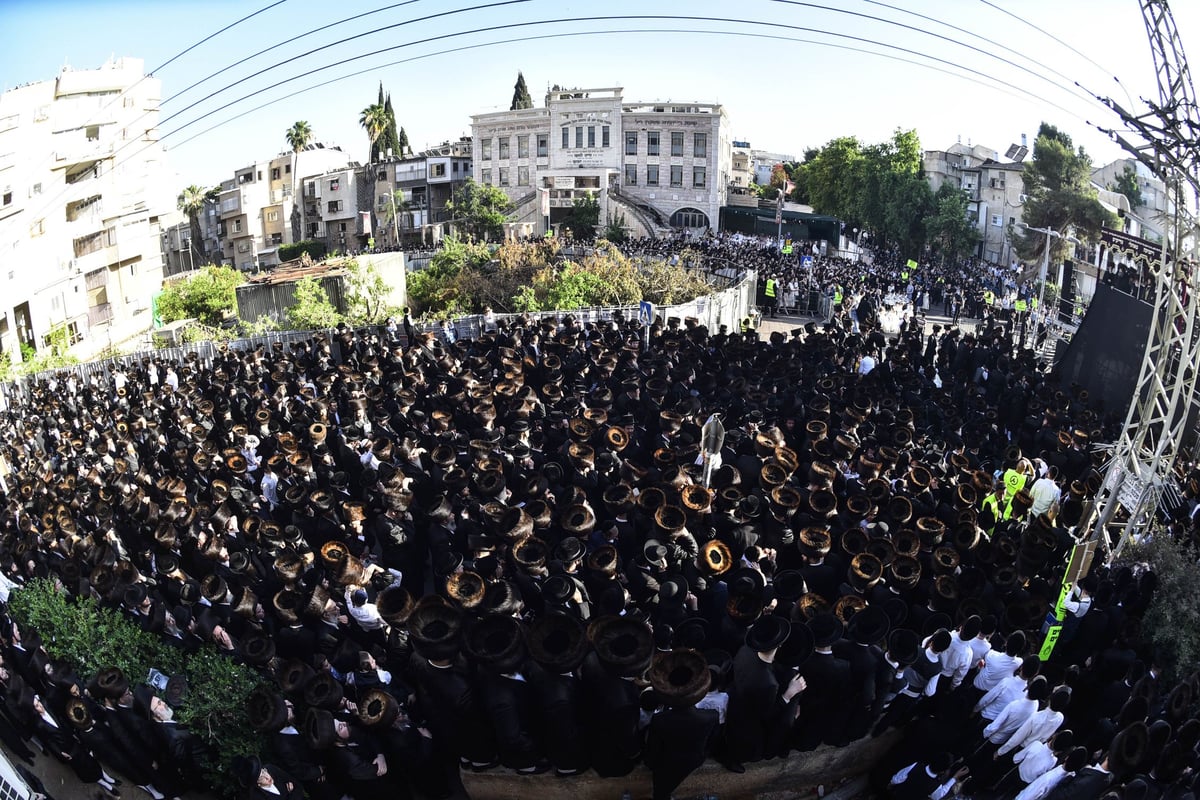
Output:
[
  {"xmin": 764, "ymin": 277, "xmax": 778, "ymax": 318},
  {"xmin": 980, "ymin": 481, "xmax": 1005, "ymax": 537}
]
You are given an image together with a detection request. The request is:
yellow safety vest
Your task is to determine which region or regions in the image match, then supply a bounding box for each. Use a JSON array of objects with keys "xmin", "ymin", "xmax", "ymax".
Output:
[
  {"xmin": 833, "ymin": 290, "xmax": 843, "ymax": 305},
  {"xmin": 765, "ymin": 279, "xmax": 777, "ymax": 298},
  {"xmin": 1015, "ymin": 299, "xmax": 1028, "ymax": 313},
  {"xmin": 984, "ymin": 291, "xmax": 995, "ymax": 306},
  {"xmin": 1003, "ymin": 469, "xmax": 1026, "ymax": 503},
  {"xmin": 981, "ymin": 494, "xmax": 1001, "ymax": 533}
]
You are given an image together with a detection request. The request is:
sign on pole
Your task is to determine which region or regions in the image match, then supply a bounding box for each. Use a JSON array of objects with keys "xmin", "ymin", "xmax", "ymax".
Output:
[
  {"xmin": 801, "ymin": 255, "xmax": 814, "ymax": 268},
  {"xmin": 906, "ymin": 258, "xmax": 919, "ymax": 270}
]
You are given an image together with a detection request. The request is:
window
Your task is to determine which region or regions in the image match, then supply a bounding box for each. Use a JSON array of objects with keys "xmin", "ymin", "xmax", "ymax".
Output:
[
  {"xmin": 518, "ymin": 135, "xmax": 529, "ymax": 158},
  {"xmin": 328, "ymin": 178, "xmax": 340, "ymax": 192},
  {"xmin": 670, "ymin": 208, "xmax": 710, "ymax": 228},
  {"xmin": 499, "ymin": 137, "xmax": 509, "ymax": 159},
  {"xmin": 482, "ymin": 168, "xmax": 492, "ymax": 185},
  {"xmin": 285, "ymin": 164, "xmax": 291, "ymax": 174},
  {"xmin": 561, "ymin": 127, "xmax": 569, "ymax": 149},
  {"xmin": 430, "ymin": 163, "xmax": 446, "ymax": 178},
  {"xmin": 625, "ymin": 131, "xmax": 638, "ymax": 156},
  {"xmin": 1, "ymin": 191, "xmax": 10, "ymax": 206},
  {"xmin": 518, "ymin": 166, "xmax": 529, "ymax": 186},
  {"xmin": 624, "ymin": 164, "xmax": 637, "ymax": 185},
  {"xmin": 86, "ymin": 125, "xmax": 99, "ymax": 141},
  {"xmin": 694, "ymin": 133, "xmax": 707, "ymax": 158},
  {"xmin": 537, "ymin": 134, "xmax": 549, "ymax": 157},
  {"xmin": 238, "ymin": 242, "xmax": 250, "ymax": 253},
  {"xmin": 267, "ymin": 210, "xmax": 279, "ymax": 222},
  {"xmin": 647, "ymin": 165, "xmax": 659, "ymax": 186},
  {"xmin": 326, "ymin": 201, "xmax": 341, "ymax": 213},
  {"xmin": 377, "ymin": 170, "xmax": 387, "ymax": 181},
  {"xmin": 671, "ymin": 131, "xmax": 684, "ymax": 157},
  {"xmin": 339, "ymin": 222, "xmax": 347, "ymax": 232},
  {"xmin": 482, "ymin": 139, "xmax": 492, "ymax": 160},
  {"xmin": 588, "ymin": 126, "xmax": 596, "ymax": 148},
  {"xmin": 647, "ymin": 131, "xmax": 660, "ymax": 156},
  {"xmin": 602, "ymin": 126, "xmax": 610, "ymax": 147},
  {"xmin": 234, "ymin": 219, "xmax": 243, "ymax": 232},
  {"xmin": 670, "ymin": 165, "xmax": 683, "ymax": 187},
  {"xmin": 499, "ymin": 167, "xmax": 509, "ymax": 186},
  {"xmin": 30, "ymin": 218, "xmax": 44, "ymax": 237},
  {"xmin": 991, "ymin": 214, "xmax": 1004, "ymax": 227},
  {"xmin": 271, "ymin": 167, "xmax": 280, "ymax": 180},
  {"xmin": 30, "ymin": 182, "xmax": 42, "ymax": 196},
  {"xmin": 575, "ymin": 126, "xmax": 583, "ymax": 148},
  {"xmin": 693, "ymin": 167, "xmax": 706, "ymax": 188}
]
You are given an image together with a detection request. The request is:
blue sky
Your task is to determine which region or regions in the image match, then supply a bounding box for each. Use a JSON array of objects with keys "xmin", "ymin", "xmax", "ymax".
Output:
[{"xmin": 3, "ymin": 0, "xmax": 1196, "ymax": 189}]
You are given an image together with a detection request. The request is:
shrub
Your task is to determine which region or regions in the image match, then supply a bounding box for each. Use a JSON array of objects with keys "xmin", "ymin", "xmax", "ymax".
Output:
[
  {"xmin": 1122, "ymin": 531, "xmax": 1200, "ymax": 681},
  {"xmin": 278, "ymin": 239, "xmax": 327, "ymax": 262},
  {"xmin": 8, "ymin": 579, "xmax": 262, "ymax": 798}
]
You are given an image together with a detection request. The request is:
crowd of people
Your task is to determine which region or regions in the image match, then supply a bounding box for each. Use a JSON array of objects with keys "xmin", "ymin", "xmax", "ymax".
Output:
[{"xmin": 0, "ymin": 236, "xmax": 1192, "ymax": 800}]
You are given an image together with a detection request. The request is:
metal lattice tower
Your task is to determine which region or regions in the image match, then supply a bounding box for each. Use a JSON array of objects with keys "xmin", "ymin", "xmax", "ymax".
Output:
[{"xmin": 1081, "ymin": 0, "xmax": 1200, "ymax": 559}]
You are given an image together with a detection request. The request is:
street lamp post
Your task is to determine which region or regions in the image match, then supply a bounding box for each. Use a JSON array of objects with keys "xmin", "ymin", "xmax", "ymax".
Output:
[{"xmin": 1019, "ymin": 223, "xmax": 1081, "ymax": 324}]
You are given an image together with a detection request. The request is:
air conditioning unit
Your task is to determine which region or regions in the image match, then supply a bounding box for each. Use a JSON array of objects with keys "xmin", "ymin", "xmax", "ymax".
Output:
[{"xmin": 1019, "ymin": 194, "xmax": 1029, "ymax": 203}]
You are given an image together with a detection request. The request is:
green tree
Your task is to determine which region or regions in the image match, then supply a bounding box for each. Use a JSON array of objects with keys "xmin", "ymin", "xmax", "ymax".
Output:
[
  {"xmin": 926, "ymin": 181, "xmax": 981, "ymax": 264},
  {"xmin": 1110, "ymin": 163, "xmax": 1144, "ymax": 212},
  {"xmin": 284, "ymin": 120, "xmax": 312, "ymax": 153},
  {"xmin": 343, "ymin": 258, "xmax": 397, "ymax": 324},
  {"xmin": 769, "ymin": 164, "xmax": 789, "ymax": 191},
  {"xmin": 176, "ymin": 184, "xmax": 220, "ymax": 267},
  {"xmin": 287, "ymin": 276, "xmax": 342, "ymax": 329},
  {"xmin": 379, "ymin": 189, "xmax": 410, "ymax": 246},
  {"xmin": 398, "ymin": 126, "xmax": 410, "ymax": 157},
  {"xmin": 560, "ymin": 194, "xmax": 600, "ymax": 240},
  {"xmin": 360, "ymin": 103, "xmax": 388, "ymax": 163},
  {"xmin": 1014, "ymin": 122, "xmax": 1117, "ymax": 262},
  {"xmin": 511, "ymin": 71, "xmax": 534, "ymax": 110},
  {"xmin": 1122, "ymin": 533, "xmax": 1200, "ymax": 681},
  {"xmin": 602, "ymin": 209, "xmax": 629, "ymax": 242},
  {"xmin": 158, "ymin": 265, "xmax": 243, "ymax": 325},
  {"xmin": 446, "ymin": 178, "xmax": 513, "ymax": 241},
  {"xmin": 803, "ymin": 136, "xmax": 865, "ymax": 225}
]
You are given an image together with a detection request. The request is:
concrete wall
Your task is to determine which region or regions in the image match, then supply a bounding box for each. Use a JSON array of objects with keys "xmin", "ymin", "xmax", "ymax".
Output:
[{"xmin": 462, "ymin": 731, "xmax": 898, "ymax": 800}]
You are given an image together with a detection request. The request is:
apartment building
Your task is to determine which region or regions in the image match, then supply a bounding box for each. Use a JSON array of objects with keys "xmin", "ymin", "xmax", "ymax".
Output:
[
  {"xmin": 216, "ymin": 144, "xmax": 350, "ymax": 270},
  {"xmin": 370, "ymin": 138, "xmax": 473, "ymax": 247},
  {"xmin": 923, "ymin": 141, "xmax": 1028, "ymax": 265},
  {"xmin": 0, "ymin": 57, "xmax": 175, "ymax": 358},
  {"xmin": 470, "ymin": 86, "xmax": 731, "ymax": 237}
]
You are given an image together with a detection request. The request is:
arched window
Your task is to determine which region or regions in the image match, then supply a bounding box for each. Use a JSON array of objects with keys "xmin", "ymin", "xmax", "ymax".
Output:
[{"xmin": 670, "ymin": 208, "xmax": 709, "ymax": 229}]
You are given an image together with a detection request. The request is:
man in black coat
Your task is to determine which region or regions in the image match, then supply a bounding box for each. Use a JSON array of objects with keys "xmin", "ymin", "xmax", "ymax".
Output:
[
  {"xmin": 644, "ymin": 650, "xmax": 721, "ymax": 800},
  {"xmin": 526, "ymin": 613, "xmax": 590, "ymax": 776},
  {"xmin": 833, "ymin": 605, "xmax": 890, "ymax": 741},
  {"xmin": 579, "ymin": 617, "xmax": 653, "ymax": 778},
  {"xmin": 467, "ymin": 616, "xmax": 548, "ymax": 773},
  {"xmin": 795, "ymin": 612, "xmax": 853, "ymax": 750},
  {"xmin": 723, "ymin": 615, "xmax": 808, "ymax": 769}
]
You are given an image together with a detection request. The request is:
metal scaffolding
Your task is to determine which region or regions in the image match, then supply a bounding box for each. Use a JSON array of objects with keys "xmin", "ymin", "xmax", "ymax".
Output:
[{"xmin": 1080, "ymin": 0, "xmax": 1200, "ymax": 559}]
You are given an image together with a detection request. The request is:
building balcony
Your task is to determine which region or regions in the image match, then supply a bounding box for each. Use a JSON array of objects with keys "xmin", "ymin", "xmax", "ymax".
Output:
[{"xmin": 87, "ymin": 302, "xmax": 114, "ymax": 327}]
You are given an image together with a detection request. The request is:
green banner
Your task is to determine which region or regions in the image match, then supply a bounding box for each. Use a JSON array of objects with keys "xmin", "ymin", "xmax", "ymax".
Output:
[
  {"xmin": 906, "ymin": 259, "xmax": 919, "ymax": 270},
  {"xmin": 1039, "ymin": 625, "xmax": 1062, "ymax": 661}
]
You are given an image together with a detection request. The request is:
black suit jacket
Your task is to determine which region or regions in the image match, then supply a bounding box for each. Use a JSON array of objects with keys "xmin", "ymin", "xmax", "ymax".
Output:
[
  {"xmin": 644, "ymin": 705, "xmax": 719, "ymax": 778},
  {"xmin": 796, "ymin": 650, "xmax": 853, "ymax": 749}
]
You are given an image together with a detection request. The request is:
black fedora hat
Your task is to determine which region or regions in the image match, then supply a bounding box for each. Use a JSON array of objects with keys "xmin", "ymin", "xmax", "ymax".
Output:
[
  {"xmin": 807, "ymin": 611, "xmax": 844, "ymax": 648},
  {"xmin": 847, "ymin": 604, "xmax": 890, "ymax": 646},
  {"xmin": 745, "ymin": 614, "xmax": 790, "ymax": 653}
]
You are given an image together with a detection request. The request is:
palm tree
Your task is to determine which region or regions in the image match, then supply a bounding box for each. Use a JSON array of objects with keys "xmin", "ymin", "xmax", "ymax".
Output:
[
  {"xmin": 285, "ymin": 120, "xmax": 313, "ymax": 153},
  {"xmin": 285, "ymin": 121, "xmax": 313, "ymax": 242},
  {"xmin": 177, "ymin": 184, "xmax": 219, "ymax": 269},
  {"xmin": 379, "ymin": 189, "xmax": 411, "ymax": 247},
  {"xmin": 359, "ymin": 104, "xmax": 388, "ymax": 164}
]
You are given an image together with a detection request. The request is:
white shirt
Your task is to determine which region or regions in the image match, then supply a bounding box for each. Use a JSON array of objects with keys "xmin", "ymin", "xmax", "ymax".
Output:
[
  {"xmin": 889, "ymin": 763, "xmax": 956, "ymax": 800},
  {"xmin": 1015, "ymin": 765, "xmax": 1070, "ymax": 800},
  {"xmin": 1029, "ymin": 476, "xmax": 1061, "ymax": 516},
  {"xmin": 974, "ymin": 651, "xmax": 1022, "ymax": 693},
  {"xmin": 696, "ymin": 690, "xmax": 729, "ymax": 724},
  {"xmin": 984, "ymin": 696, "xmax": 1038, "ymax": 744},
  {"xmin": 941, "ymin": 632, "xmax": 974, "ymax": 689},
  {"xmin": 260, "ymin": 472, "xmax": 279, "ymax": 509},
  {"xmin": 1013, "ymin": 739, "xmax": 1057, "ymax": 784},
  {"xmin": 998, "ymin": 707, "xmax": 1063, "ymax": 755},
  {"xmin": 344, "ymin": 588, "xmax": 386, "ymax": 631},
  {"xmin": 859, "ymin": 355, "xmax": 876, "ymax": 375},
  {"xmin": 968, "ymin": 635, "xmax": 991, "ymax": 668}
]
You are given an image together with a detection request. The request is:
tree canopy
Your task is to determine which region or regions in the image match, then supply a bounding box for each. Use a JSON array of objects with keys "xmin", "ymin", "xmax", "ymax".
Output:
[
  {"xmin": 284, "ymin": 120, "xmax": 312, "ymax": 153},
  {"xmin": 359, "ymin": 103, "xmax": 388, "ymax": 163},
  {"xmin": 177, "ymin": 185, "xmax": 219, "ymax": 264},
  {"xmin": 798, "ymin": 129, "xmax": 933, "ymax": 259},
  {"xmin": 158, "ymin": 265, "xmax": 244, "ymax": 326},
  {"xmin": 1013, "ymin": 122, "xmax": 1116, "ymax": 262},
  {"xmin": 1110, "ymin": 163, "xmax": 1144, "ymax": 212},
  {"xmin": 559, "ymin": 194, "xmax": 599, "ymax": 240},
  {"xmin": 511, "ymin": 71, "xmax": 534, "ymax": 110},
  {"xmin": 445, "ymin": 178, "xmax": 513, "ymax": 241}
]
